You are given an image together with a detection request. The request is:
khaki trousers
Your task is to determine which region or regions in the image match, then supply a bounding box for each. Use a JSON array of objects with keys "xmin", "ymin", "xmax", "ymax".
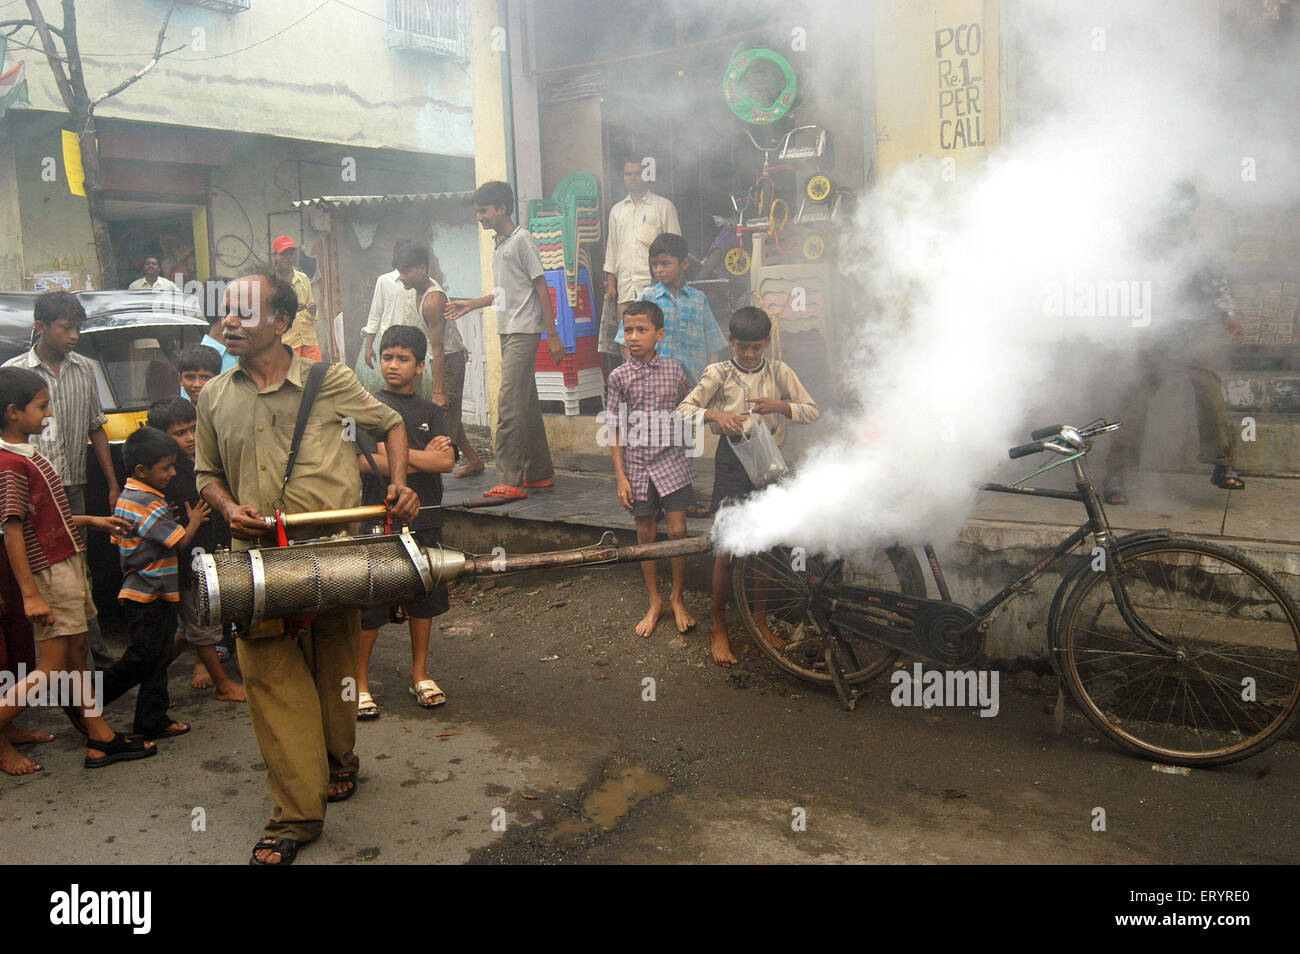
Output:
[
  {"xmin": 495, "ymin": 332, "xmax": 554, "ymax": 488},
  {"xmin": 1107, "ymin": 358, "xmax": 1235, "ymax": 472},
  {"xmin": 237, "ymin": 610, "xmax": 361, "ymax": 843}
]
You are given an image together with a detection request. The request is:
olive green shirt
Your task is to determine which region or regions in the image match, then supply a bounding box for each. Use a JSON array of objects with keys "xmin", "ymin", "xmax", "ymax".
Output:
[{"xmin": 195, "ymin": 349, "xmax": 402, "ymax": 547}]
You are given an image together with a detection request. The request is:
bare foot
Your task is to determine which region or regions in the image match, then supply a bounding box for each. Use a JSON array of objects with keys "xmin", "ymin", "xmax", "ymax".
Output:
[
  {"xmin": 0, "ymin": 741, "xmax": 42, "ymax": 775},
  {"xmin": 754, "ymin": 612, "xmax": 786, "ymax": 651},
  {"xmin": 453, "ymin": 461, "xmax": 486, "ymax": 478},
  {"xmin": 192, "ymin": 662, "xmax": 214, "ymax": 690},
  {"xmin": 327, "ymin": 775, "xmax": 357, "ymax": 799},
  {"xmin": 711, "ymin": 625, "xmax": 738, "ymax": 667},
  {"xmin": 636, "ymin": 600, "xmax": 664, "ymax": 638},
  {"xmin": 214, "ymin": 682, "xmax": 247, "ymax": 702},
  {"xmin": 151, "ymin": 721, "xmax": 189, "ymax": 738},
  {"xmin": 3, "ymin": 726, "xmax": 55, "ymax": 745},
  {"xmin": 670, "ymin": 597, "xmax": 697, "ymax": 633}
]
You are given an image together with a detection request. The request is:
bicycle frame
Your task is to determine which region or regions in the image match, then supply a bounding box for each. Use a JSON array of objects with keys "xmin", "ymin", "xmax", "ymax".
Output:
[{"xmin": 815, "ymin": 442, "xmax": 1179, "ymax": 664}]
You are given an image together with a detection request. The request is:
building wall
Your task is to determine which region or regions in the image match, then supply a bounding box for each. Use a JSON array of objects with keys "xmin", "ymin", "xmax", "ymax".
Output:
[
  {"xmin": 16, "ymin": 0, "xmax": 474, "ymax": 156},
  {"xmin": 12, "ymin": 117, "xmax": 97, "ymax": 289},
  {"xmin": 0, "ymin": 126, "xmax": 29, "ymax": 289},
  {"xmin": 205, "ymin": 134, "xmax": 474, "ymax": 280},
  {"xmin": 468, "ymin": 0, "xmax": 509, "ymax": 425},
  {"xmin": 874, "ymin": 0, "xmax": 1001, "ymax": 178}
]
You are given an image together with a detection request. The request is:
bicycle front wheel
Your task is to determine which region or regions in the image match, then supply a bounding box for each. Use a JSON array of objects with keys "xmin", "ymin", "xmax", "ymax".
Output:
[
  {"xmin": 1056, "ymin": 538, "xmax": 1300, "ymax": 765},
  {"xmin": 733, "ymin": 545, "xmax": 924, "ymax": 687}
]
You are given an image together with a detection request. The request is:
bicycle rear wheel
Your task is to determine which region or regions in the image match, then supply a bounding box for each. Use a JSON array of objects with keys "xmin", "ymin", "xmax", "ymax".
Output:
[
  {"xmin": 1056, "ymin": 538, "xmax": 1300, "ymax": 765},
  {"xmin": 733, "ymin": 545, "xmax": 924, "ymax": 687}
]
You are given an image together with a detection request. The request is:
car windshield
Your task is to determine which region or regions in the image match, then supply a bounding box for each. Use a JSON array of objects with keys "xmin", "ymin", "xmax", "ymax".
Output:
[{"xmin": 78, "ymin": 327, "xmax": 206, "ymax": 412}]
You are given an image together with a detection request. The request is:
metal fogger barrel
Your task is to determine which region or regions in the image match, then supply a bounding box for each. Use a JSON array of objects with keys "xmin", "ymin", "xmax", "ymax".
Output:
[
  {"xmin": 196, "ymin": 533, "xmax": 463, "ymax": 628},
  {"xmin": 196, "ymin": 532, "xmax": 712, "ymax": 628}
]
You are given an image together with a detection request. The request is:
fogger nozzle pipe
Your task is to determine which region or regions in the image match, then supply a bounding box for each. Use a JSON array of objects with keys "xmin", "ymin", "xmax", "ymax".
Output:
[{"xmin": 461, "ymin": 535, "xmax": 713, "ymax": 575}]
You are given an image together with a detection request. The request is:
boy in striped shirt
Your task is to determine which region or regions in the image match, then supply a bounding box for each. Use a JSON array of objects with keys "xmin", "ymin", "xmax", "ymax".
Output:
[
  {"xmin": 0, "ymin": 367, "xmax": 154, "ymax": 771},
  {"xmin": 100, "ymin": 427, "xmax": 209, "ymax": 738}
]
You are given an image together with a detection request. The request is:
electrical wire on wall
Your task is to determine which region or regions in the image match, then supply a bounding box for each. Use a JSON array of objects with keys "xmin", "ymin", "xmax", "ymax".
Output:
[{"xmin": 210, "ymin": 184, "xmax": 257, "ymax": 272}]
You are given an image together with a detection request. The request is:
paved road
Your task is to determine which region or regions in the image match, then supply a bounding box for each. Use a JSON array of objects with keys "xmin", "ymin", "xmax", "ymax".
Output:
[{"xmin": 2, "ymin": 565, "xmax": 1296, "ymax": 865}]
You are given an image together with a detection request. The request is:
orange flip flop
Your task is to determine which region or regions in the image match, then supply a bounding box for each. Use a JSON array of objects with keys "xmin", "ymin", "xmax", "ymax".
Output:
[
  {"xmin": 484, "ymin": 485, "xmax": 527, "ymax": 500},
  {"xmin": 523, "ymin": 478, "xmax": 554, "ymax": 489}
]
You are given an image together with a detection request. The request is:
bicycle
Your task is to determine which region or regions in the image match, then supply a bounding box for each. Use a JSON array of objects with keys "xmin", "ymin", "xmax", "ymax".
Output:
[{"xmin": 731, "ymin": 420, "xmax": 1300, "ymax": 766}]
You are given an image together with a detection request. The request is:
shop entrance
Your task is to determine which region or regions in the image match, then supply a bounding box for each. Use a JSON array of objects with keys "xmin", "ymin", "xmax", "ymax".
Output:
[{"xmin": 106, "ymin": 199, "xmax": 211, "ymax": 293}]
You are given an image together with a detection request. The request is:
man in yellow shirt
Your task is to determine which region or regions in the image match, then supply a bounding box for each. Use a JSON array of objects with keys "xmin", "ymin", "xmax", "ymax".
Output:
[{"xmin": 272, "ymin": 236, "xmax": 321, "ymax": 360}]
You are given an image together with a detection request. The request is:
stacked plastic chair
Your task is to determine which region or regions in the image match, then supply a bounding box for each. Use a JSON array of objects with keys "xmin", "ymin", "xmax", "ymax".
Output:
[
  {"xmin": 528, "ymin": 172, "xmax": 601, "ymax": 307},
  {"xmin": 536, "ymin": 267, "xmax": 602, "ymax": 415}
]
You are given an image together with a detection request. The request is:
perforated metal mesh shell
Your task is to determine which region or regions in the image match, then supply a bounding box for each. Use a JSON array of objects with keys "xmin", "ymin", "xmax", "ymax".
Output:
[{"xmin": 197, "ymin": 538, "xmax": 432, "ymax": 627}]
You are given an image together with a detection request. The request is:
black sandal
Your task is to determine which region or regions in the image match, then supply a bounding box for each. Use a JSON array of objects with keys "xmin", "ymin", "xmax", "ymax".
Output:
[
  {"xmin": 1211, "ymin": 466, "xmax": 1245, "ymax": 491},
  {"xmin": 249, "ymin": 836, "xmax": 299, "ymax": 866},
  {"xmin": 84, "ymin": 733, "xmax": 157, "ymax": 769},
  {"xmin": 327, "ymin": 771, "xmax": 358, "ymax": 803},
  {"xmin": 686, "ymin": 501, "xmax": 715, "ymax": 518}
]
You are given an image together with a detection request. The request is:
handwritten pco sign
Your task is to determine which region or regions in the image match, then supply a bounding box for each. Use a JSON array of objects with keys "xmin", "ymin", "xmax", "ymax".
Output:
[{"xmin": 935, "ymin": 24, "xmax": 987, "ymax": 151}]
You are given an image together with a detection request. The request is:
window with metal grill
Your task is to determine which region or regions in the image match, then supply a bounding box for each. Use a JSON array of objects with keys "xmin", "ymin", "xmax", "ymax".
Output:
[{"xmin": 386, "ymin": 0, "xmax": 469, "ymax": 61}]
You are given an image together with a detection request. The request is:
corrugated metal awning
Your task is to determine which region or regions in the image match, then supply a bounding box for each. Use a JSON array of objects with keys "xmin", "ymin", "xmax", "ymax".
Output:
[{"xmin": 292, "ymin": 192, "xmax": 475, "ymax": 210}]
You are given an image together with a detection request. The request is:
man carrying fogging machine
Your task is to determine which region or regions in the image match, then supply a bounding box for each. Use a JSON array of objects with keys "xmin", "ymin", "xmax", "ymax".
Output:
[{"xmin": 195, "ymin": 268, "xmax": 418, "ymax": 866}]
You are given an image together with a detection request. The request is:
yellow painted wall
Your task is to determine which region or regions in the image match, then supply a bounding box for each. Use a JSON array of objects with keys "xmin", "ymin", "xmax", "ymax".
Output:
[
  {"xmin": 874, "ymin": 0, "xmax": 1000, "ymax": 177},
  {"xmin": 468, "ymin": 0, "xmax": 508, "ymax": 426}
]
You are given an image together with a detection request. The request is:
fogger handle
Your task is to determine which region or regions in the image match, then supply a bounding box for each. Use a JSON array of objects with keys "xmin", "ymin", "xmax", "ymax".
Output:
[{"xmin": 260, "ymin": 497, "xmax": 511, "ymax": 529}]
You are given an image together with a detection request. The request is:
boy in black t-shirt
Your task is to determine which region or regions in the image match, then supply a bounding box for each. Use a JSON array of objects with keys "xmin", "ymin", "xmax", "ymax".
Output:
[
  {"xmin": 146, "ymin": 399, "xmax": 245, "ymax": 702},
  {"xmin": 355, "ymin": 326, "xmax": 456, "ymax": 718}
]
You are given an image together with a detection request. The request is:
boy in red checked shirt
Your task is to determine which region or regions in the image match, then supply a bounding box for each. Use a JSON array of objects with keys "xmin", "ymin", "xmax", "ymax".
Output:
[{"xmin": 606, "ymin": 300, "xmax": 697, "ymax": 638}]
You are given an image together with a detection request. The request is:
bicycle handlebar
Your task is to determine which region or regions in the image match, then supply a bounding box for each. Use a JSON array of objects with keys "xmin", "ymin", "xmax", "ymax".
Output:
[
  {"xmin": 1010, "ymin": 421, "xmax": 1121, "ymax": 460},
  {"xmin": 1009, "ymin": 442, "xmax": 1046, "ymax": 460}
]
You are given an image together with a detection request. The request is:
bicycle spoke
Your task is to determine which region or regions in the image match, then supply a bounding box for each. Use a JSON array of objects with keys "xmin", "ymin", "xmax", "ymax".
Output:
[{"xmin": 1061, "ymin": 541, "xmax": 1300, "ymax": 764}]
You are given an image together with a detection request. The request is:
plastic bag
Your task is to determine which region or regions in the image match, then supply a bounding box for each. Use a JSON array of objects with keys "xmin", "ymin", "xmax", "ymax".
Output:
[{"xmin": 728, "ymin": 420, "xmax": 788, "ymax": 486}]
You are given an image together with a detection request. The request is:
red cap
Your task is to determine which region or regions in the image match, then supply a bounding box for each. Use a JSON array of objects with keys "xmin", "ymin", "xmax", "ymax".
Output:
[{"xmin": 272, "ymin": 235, "xmax": 296, "ymax": 254}]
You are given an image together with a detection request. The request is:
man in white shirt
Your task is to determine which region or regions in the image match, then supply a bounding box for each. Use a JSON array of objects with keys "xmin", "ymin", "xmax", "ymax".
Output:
[
  {"xmin": 362, "ymin": 240, "xmax": 421, "ymax": 369},
  {"xmin": 127, "ymin": 257, "xmax": 180, "ymax": 293},
  {"xmin": 601, "ymin": 158, "xmax": 681, "ymax": 356}
]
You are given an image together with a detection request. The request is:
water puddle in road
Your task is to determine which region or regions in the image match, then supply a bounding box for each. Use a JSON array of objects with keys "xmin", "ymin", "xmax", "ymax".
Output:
[{"xmin": 544, "ymin": 762, "xmax": 671, "ymax": 842}]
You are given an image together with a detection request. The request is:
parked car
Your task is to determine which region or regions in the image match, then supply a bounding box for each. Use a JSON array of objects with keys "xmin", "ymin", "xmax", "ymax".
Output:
[{"xmin": 0, "ymin": 289, "xmax": 212, "ymax": 612}]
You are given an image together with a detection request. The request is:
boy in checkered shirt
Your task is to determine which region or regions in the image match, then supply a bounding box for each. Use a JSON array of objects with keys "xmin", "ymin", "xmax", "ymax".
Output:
[{"xmin": 605, "ymin": 300, "xmax": 698, "ymax": 638}]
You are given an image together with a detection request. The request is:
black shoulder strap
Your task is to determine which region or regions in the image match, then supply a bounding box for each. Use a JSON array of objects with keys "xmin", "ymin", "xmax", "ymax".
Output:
[
  {"xmin": 357, "ymin": 442, "xmax": 382, "ymax": 486},
  {"xmin": 280, "ymin": 361, "xmax": 329, "ymax": 502}
]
